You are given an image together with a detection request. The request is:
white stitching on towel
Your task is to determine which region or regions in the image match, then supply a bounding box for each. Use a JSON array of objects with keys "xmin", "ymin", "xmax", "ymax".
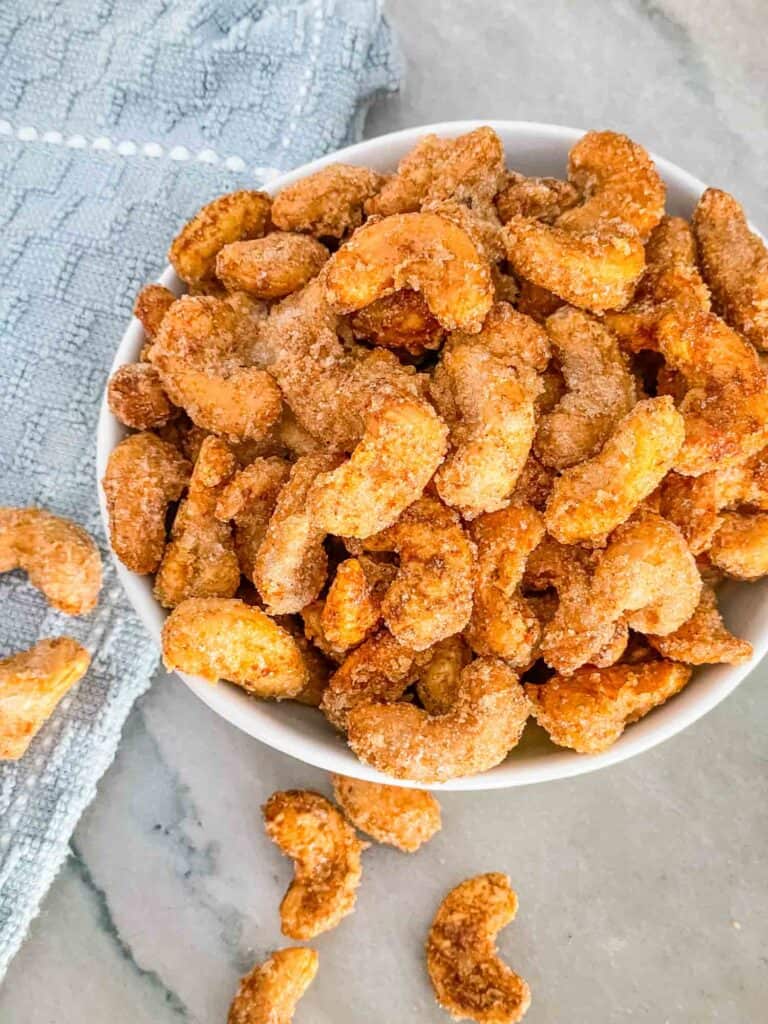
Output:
[{"xmin": 0, "ymin": 119, "xmax": 282, "ymax": 182}]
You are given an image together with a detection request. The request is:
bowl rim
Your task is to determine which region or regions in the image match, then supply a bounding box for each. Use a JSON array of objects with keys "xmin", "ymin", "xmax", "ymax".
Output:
[{"xmin": 96, "ymin": 118, "xmax": 768, "ymax": 791}]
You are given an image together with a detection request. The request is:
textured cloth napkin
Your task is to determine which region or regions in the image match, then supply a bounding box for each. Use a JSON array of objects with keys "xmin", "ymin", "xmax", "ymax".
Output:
[{"xmin": 0, "ymin": 0, "xmax": 400, "ymax": 976}]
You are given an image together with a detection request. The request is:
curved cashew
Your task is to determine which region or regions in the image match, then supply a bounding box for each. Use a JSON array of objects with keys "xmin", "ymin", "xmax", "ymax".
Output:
[
  {"xmin": 161, "ymin": 597, "xmax": 308, "ymax": 698},
  {"xmin": 332, "ymin": 774, "xmax": 441, "ymax": 853},
  {"xmin": 320, "ymin": 557, "xmax": 392, "ymax": 651},
  {"xmin": 527, "ymin": 659, "xmax": 692, "ymax": 754},
  {"xmin": 133, "ymin": 283, "xmax": 176, "ymax": 341},
  {"xmin": 545, "ymin": 396, "xmax": 685, "ymax": 546},
  {"xmin": 0, "ymin": 637, "xmax": 91, "ymax": 761},
  {"xmin": 534, "ymin": 307, "xmax": 636, "ymax": 470},
  {"xmin": 107, "ymin": 363, "xmax": 176, "ymax": 430},
  {"xmin": 0, "ymin": 508, "xmax": 102, "ymax": 615},
  {"xmin": 347, "ymin": 658, "xmax": 531, "ymax": 783},
  {"xmin": 215, "ymin": 457, "xmax": 290, "ymax": 581},
  {"xmin": 496, "ymin": 170, "xmax": 579, "ymax": 223},
  {"xmin": 693, "ymin": 187, "xmax": 768, "ymax": 351},
  {"xmin": 271, "ymin": 163, "xmax": 383, "ymax": 238},
  {"xmin": 216, "ymin": 232, "xmax": 329, "ymax": 298},
  {"xmin": 709, "ymin": 511, "xmax": 768, "ymax": 580},
  {"xmin": 263, "ymin": 790, "xmax": 365, "ymax": 939},
  {"xmin": 350, "ymin": 289, "xmax": 445, "ymax": 356},
  {"xmin": 427, "ymin": 873, "xmax": 531, "ymax": 1024},
  {"xmin": 324, "ymin": 211, "xmax": 494, "ymax": 332},
  {"xmin": 648, "ymin": 584, "xmax": 752, "ymax": 665},
  {"xmin": 228, "ymin": 947, "xmax": 318, "ymax": 1024}
]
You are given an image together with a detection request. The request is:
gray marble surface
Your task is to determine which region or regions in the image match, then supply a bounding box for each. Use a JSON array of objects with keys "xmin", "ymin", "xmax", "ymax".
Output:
[{"xmin": 3, "ymin": 1, "xmax": 768, "ymax": 1021}]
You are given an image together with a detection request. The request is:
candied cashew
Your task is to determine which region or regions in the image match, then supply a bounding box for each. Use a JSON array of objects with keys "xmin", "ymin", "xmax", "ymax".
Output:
[
  {"xmin": 709, "ymin": 511, "xmax": 768, "ymax": 580},
  {"xmin": 466, "ymin": 506, "xmax": 544, "ymax": 667},
  {"xmin": 0, "ymin": 637, "xmax": 90, "ymax": 760},
  {"xmin": 102, "ymin": 432, "xmax": 191, "ymax": 574},
  {"xmin": 502, "ymin": 216, "xmax": 645, "ymax": 313},
  {"xmin": 545, "ymin": 396, "xmax": 685, "ymax": 546},
  {"xmin": 648, "ymin": 585, "xmax": 752, "ymax": 664},
  {"xmin": 263, "ymin": 789, "xmax": 365, "ymax": 939},
  {"xmin": 153, "ymin": 436, "xmax": 240, "ymax": 608},
  {"xmin": 332, "ymin": 774, "xmax": 441, "ymax": 852},
  {"xmin": 215, "ymin": 233, "xmax": 329, "ymax": 299},
  {"xmin": 526, "ymin": 660, "xmax": 692, "ymax": 754},
  {"xmin": 228, "ymin": 947, "xmax": 318, "ymax": 1024},
  {"xmin": 255, "ymin": 453, "xmax": 340, "ymax": 615},
  {"xmin": 350, "ymin": 289, "xmax": 445, "ymax": 356},
  {"xmin": 362, "ymin": 497, "xmax": 476, "ymax": 652},
  {"xmin": 107, "ymin": 363, "xmax": 176, "ymax": 430},
  {"xmin": 161, "ymin": 597, "xmax": 307, "ymax": 698},
  {"xmin": 320, "ymin": 557, "xmax": 391, "ymax": 650},
  {"xmin": 557, "ymin": 130, "xmax": 665, "ymax": 240},
  {"xmin": 347, "ymin": 658, "xmax": 531, "ymax": 783},
  {"xmin": 324, "ymin": 211, "xmax": 494, "ymax": 332},
  {"xmin": 496, "ymin": 170, "xmax": 579, "ymax": 224},
  {"xmin": 416, "ymin": 635, "xmax": 472, "ymax": 715},
  {"xmin": 693, "ymin": 188, "xmax": 768, "ymax": 351},
  {"xmin": 427, "ymin": 873, "xmax": 531, "ymax": 1024},
  {"xmin": 215, "ymin": 457, "xmax": 291, "ymax": 581},
  {"xmin": 534, "ymin": 307, "xmax": 636, "ymax": 470},
  {"xmin": 0, "ymin": 507, "xmax": 102, "ymax": 615},
  {"xmin": 133, "ymin": 283, "xmax": 176, "ymax": 339},
  {"xmin": 272, "ymin": 163, "xmax": 383, "ymax": 238},
  {"xmin": 169, "ymin": 190, "xmax": 271, "ymax": 285}
]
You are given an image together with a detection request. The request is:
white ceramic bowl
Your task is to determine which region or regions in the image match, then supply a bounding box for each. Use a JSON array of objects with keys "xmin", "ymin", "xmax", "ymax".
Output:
[{"xmin": 97, "ymin": 120, "xmax": 768, "ymax": 790}]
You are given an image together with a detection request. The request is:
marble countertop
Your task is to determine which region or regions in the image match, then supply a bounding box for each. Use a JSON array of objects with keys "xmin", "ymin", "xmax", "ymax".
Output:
[{"xmin": 3, "ymin": 1, "xmax": 767, "ymax": 1021}]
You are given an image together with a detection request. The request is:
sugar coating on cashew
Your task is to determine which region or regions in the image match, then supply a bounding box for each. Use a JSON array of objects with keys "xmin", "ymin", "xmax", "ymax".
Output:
[
  {"xmin": 502, "ymin": 215, "xmax": 645, "ymax": 313},
  {"xmin": 169, "ymin": 190, "xmax": 271, "ymax": 285},
  {"xmin": 108, "ymin": 363, "xmax": 176, "ymax": 431},
  {"xmin": 347, "ymin": 658, "xmax": 531, "ymax": 783},
  {"xmin": 254, "ymin": 453, "xmax": 340, "ymax": 615},
  {"xmin": 162, "ymin": 597, "xmax": 307, "ymax": 698},
  {"xmin": 545, "ymin": 396, "xmax": 685, "ymax": 546},
  {"xmin": 154, "ymin": 436, "xmax": 240, "ymax": 608},
  {"xmin": 709, "ymin": 511, "xmax": 768, "ymax": 580},
  {"xmin": 272, "ymin": 163, "xmax": 384, "ymax": 238},
  {"xmin": 149, "ymin": 294, "xmax": 282, "ymax": 441},
  {"xmin": 693, "ymin": 187, "xmax": 768, "ymax": 351},
  {"xmin": 332, "ymin": 774, "xmax": 441, "ymax": 853},
  {"xmin": 466, "ymin": 506, "xmax": 544, "ymax": 667},
  {"xmin": 415, "ymin": 635, "xmax": 472, "ymax": 715},
  {"xmin": 324, "ymin": 212, "xmax": 494, "ymax": 332},
  {"xmin": 496, "ymin": 170, "xmax": 580, "ymax": 224},
  {"xmin": 362, "ymin": 497, "xmax": 476, "ymax": 651},
  {"xmin": 216, "ymin": 232, "xmax": 329, "ymax": 299},
  {"xmin": 215, "ymin": 457, "xmax": 291, "ymax": 581},
  {"xmin": 350, "ymin": 289, "xmax": 445, "ymax": 356},
  {"xmin": 102, "ymin": 432, "xmax": 191, "ymax": 575},
  {"xmin": 320, "ymin": 557, "xmax": 392, "ymax": 651},
  {"xmin": 647, "ymin": 584, "xmax": 752, "ymax": 665},
  {"xmin": 0, "ymin": 507, "xmax": 102, "ymax": 615},
  {"xmin": 0, "ymin": 637, "xmax": 91, "ymax": 761},
  {"xmin": 526, "ymin": 659, "xmax": 692, "ymax": 754},
  {"xmin": 227, "ymin": 947, "xmax": 318, "ymax": 1024},
  {"xmin": 556, "ymin": 130, "xmax": 666, "ymax": 240},
  {"xmin": 133, "ymin": 283, "xmax": 177, "ymax": 341},
  {"xmin": 427, "ymin": 873, "xmax": 531, "ymax": 1024},
  {"xmin": 534, "ymin": 307, "xmax": 636, "ymax": 470},
  {"xmin": 263, "ymin": 789, "xmax": 365, "ymax": 939}
]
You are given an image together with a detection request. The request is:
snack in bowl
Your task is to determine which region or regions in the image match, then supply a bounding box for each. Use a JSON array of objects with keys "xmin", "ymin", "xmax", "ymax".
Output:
[{"xmin": 102, "ymin": 124, "xmax": 768, "ymax": 784}]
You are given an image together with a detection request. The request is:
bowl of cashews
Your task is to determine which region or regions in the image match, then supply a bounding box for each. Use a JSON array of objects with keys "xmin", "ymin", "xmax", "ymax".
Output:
[{"xmin": 97, "ymin": 120, "xmax": 768, "ymax": 790}]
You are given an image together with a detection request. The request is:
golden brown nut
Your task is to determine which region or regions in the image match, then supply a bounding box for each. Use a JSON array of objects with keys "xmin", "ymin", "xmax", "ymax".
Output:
[
  {"xmin": 427, "ymin": 873, "xmax": 531, "ymax": 1024},
  {"xmin": 271, "ymin": 163, "xmax": 383, "ymax": 237},
  {"xmin": 349, "ymin": 289, "xmax": 445, "ymax": 356},
  {"xmin": 363, "ymin": 497, "xmax": 475, "ymax": 651},
  {"xmin": 254, "ymin": 453, "xmax": 339, "ymax": 615},
  {"xmin": 502, "ymin": 216, "xmax": 645, "ymax": 313},
  {"xmin": 557, "ymin": 130, "xmax": 665, "ymax": 240},
  {"xmin": 0, "ymin": 638, "xmax": 90, "ymax": 760},
  {"xmin": 215, "ymin": 233, "xmax": 329, "ymax": 298},
  {"xmin": 693, "ymin": 188, "xmax": 768, "ymax": 350},
  {"xmin": 534, "ymin": 307, "xmax": 636, "ymax": 470},
  {"xmin": 347, "ymin": 658, "xmax": 531, "ymax": 783},
  {"xmin": 169, "ymin": 190, "xmax": 271, "ymax": 284},
  {"xmin": 133, "ymin": 283, "xmax": 177, "ymax": 339},
  {"xmin": 324, "ymin": 212, "xmax": 494, "ymax": 332},
  {"xmin": 496, "ymin": 171, "xmax": 579, "ymax": 224},
  {"xmin": 153, "ymin": 436, "xmax": 240, "ymax": 608},
  {"xmin": 320, "ymin": 557, "xmax": 390, "ymax": 651},
  {"xmin": 263, "ymin": 789, "xmax": 365, "ymax": 939},
  {"xmin": 149, "ymin": 294, "xmax": 282, "ymax": 441},
  {"xmin": 332, "ymin": 774, "xmax": 441, "ymax": 852},
  {"xmin": 215, "ymin": 457, "xmax": 291, "ymax": 581},
  {"xmin": 102, "ymin": 432, "xmax": 191, "ymax": 574},
  {"xmin": 415, "ymin": 635, "xmax": 472, "ymax": 715},
  {"xmin": 0, "ymin": 508, "xmax": 102, "ymax": 615},
  {"xmin": 228, "ymin": 947, "xmax": 318, "ymax": 1024},
  {"xmin": 709, "ymin": 511, "xmax": 768, "ymax": 579},
  {"xmin": 162, "ymin": 597, "xmax": 307, "ymax": 697},
  {"xmin": 526, "ymin": 660, "xmax": 692, "ymax": 754},
  {"xmin": 647, "ymin": 585, "xmax": 752, "ymax": 664},
  {"xmin": 107, "ymin": 363, "xmax": 176, "ymax": 430},
  {"xmin": 544, "ymin": 396, "xmax": 685, "ymax": 546}
]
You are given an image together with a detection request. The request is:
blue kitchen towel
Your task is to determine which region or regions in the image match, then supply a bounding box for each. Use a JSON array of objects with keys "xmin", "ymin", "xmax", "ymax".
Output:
[{"xmin": 0, "ymin": 0, "xmax": 400, "ymax": 976}]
